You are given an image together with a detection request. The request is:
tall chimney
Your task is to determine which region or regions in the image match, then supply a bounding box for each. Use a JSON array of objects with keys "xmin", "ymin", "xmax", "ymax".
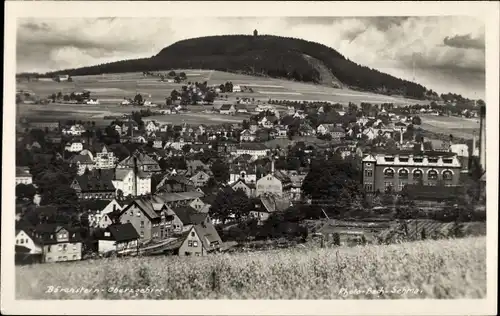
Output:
[
  {"xmin": 271, "ymin": 157, "xmax": 275, "ymax": 175},
  {"xmin": 399, "ymin": 127, "xmax": 404, "ymax": 146}
]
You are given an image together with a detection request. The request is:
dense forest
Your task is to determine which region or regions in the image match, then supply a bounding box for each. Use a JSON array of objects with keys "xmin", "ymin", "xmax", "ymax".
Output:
[{"xmin": 45, "ymin": 34, "xmax": 432, "ymax": 99}]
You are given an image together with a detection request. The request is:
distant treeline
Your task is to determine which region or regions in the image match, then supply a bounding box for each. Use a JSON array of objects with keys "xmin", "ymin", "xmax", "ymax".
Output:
[{"xmin": 46, "ymin": 35, "xmax": 433, "ymax": 99}]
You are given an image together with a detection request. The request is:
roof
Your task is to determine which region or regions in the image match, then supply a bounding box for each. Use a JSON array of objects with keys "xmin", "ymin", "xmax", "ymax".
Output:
[
  {"xmin": 114, "ymin": 168, "xmax": 133, "ymax": 181},
  {"xmin": 260, "ymin": 195, "xmax": 291, "ymax": 213},
  {"xmin": 237, "ymin": 143, "xmax": 269, "ymax": 151},
  {"xmin": 31, "ymin": 224, "xmax": 83, "ymax": 244},
  {"xmin": 117, "ymin": 150, "xmax": 160, "ymax": 169},
  {"xmin": 124, "ymin": 197, "xmax": 166, "ymax": 220},
  {"xmin": 193, "ymin": 222, "xmax": 222, "ymax": 250},
  {"xmin": 80, "ymin": 199, "xmax": 112, "ymax": 212},
  {"xmin": 172, "ymin": 206, "xmax": 208, "ymax": 225},
  {"xmin": 16, "ymin": 166, "xmax": 31, "ymax": 177},
  {"xmin": 74, "ymin": 171, "xmax": 115, "ymax": 192},
  {"xmin": 96, "ymin": 223, "xmax": 140, "ymax": 242},
  {"xmin": 156, "ymin": 191, "xmax": 204, "ymax": 203},
  {"xmin": 220, "ymin": 104, "xmax": 234, "ymax": 111},
  {"xmin": 69, "ymin": 154, "xmax": 94, "ymax": 165}
]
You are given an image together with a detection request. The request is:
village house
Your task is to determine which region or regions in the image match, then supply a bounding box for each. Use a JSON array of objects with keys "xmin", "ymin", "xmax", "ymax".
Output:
[
  {"xmin": 62, "ymin": 124, "xmax": 85, "ymax": 136},
  {"xmin": 145, "ymin": 120, "xmax": 160, "ymax": 133},
  {"xmin": 95, "ymin": 223, "xmax": 140, "ymax": 255},
  {"xmin": 188, "ymin": 197, "xmax": 209, "ymax": 212},
  {"xmin": 231, "ymin": 179, "xmax": 256, "ymax": 198},
  {"xmin": 118, "ymin": 197, "xmax": 173, "ymax": 242},
  {"xmin": 155, "ymin": 190, "xmax": 205, "ymax": 208},
  {"xmin": 15, "ymin": 166, "xmax": 33, "ymax": 185},
  {"xmin": 86, "ymin": 99, "xmax": 100, "ymax": 105},
  {"xmin": 112, "ymin": 168, "xmax": 152, "ymax": 197},
  {"xmin": 176, "ymin": 222, "xmax": 223, "ymax": 256},
  {"xmin": 29, "ymin": 224, "xmax": 83, "ymax": 263},
  {"xmin": 234, "ymin": 143, "xmax": 270, "ymax": 158},
  {"xmin": 83, "ymin": 199, "xmax": 123, "ymax": 229},
  {"xmin": 232, "ymin": 85, "xmax": 242, "ymax": 93},
  {"xmin": 235, "ymin": 103, "xmax": 248, "ymax": 113},
  {"xmin": 240, "ymin": 129, "xmax": 257, "ymax": 142},
  {"xmin": 229, "ymin": 163, "xmax": 258, "ymax": 184},
  {"xmin": 94, "ymin": 144, "xmax": 117, "ymax": 169},
  {"xmin": 219, "ymin": 104, "xmax": 236, "ymax": 115},
  {"xmin": 15, "ymin": 228, "xmax": 42, "ymax": 257},
  {"xmin": 117, "ymin": 150, "xmax": 161, "ymax": 173},
  {"xmin": 275, "ymin": 125, "xmax": 288, "ymax": 139},
  {"xmin": 255, "ymin": 162, "xmax": 292, "ymax": 198},
  {"xmin": 64, "ymin": 141, "xmax": 84, "ymax": 153},
  {"xmin": 259, "ymin": 116, "xmax": 278, "ymax": 128},
  {"xmin": 153, "ymin": 140, "xmax": 163, "ymax": 149},
  {"xmin": 69, "ymin": 152, "xmax": 96, "ymax": 175},
  {"xmin": 189, "ymin": 170, "xmax": 212, "ymax": 188},
  {"xmin": 71, "ymin": 170, "xmax": 116, "ymax": 200}
]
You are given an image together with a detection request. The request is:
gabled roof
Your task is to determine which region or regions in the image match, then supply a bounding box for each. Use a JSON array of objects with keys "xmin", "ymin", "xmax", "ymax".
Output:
[
  {"xmin": 124, "ymin": 197, "xmax": 166, "ymax": 220},
  {"xmin": 96, "ymin": 223, "xmax": 140, "ymax": 242},
  {"xmin": 172, "ymin": 206, "xmax": 207, "ymax": 225},
  {"xmin": 16, "ymin": 166, "xmax": 32, "ymax": 177},
  {"xmin": 74, "ymin": 171, "xmax": 115, "ymax": 192},
  {"xmin": 220, "ymin": 104, "xmax": 234, "ymax": 111},
  {"xmin": 80, "ymin": 199, "xmax": 112, "ymax": 212},
  {"xmin": 193, "ymin": 222, "xmax": 222, "ymax": 250}
]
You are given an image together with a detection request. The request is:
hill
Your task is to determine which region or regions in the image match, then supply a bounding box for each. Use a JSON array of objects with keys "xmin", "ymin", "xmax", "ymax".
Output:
[
  {"xmin": 16, "ymin": 237, "xmax": 485, "ymax": 299},
  {"xmin": 43, "ymin": 35, "xmax": 436, "ymax": 100}
]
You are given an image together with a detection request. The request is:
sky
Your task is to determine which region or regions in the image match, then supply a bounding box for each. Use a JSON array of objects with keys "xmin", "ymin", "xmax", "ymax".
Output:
[{"xmin": 16, "ymin": 16, "xmax": 485, "ymax": 99}]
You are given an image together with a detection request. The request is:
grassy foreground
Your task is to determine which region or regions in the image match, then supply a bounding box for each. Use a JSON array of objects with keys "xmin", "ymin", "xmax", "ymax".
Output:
[{"xmin": 16, "ymin": 237, "xmax": 486, "ymax": 299}]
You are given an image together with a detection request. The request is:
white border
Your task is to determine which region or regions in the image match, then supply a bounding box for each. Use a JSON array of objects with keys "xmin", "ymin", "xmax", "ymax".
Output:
[{"xmin": 2, "ymin": 1, "xmax": 499, "ymax": 315}]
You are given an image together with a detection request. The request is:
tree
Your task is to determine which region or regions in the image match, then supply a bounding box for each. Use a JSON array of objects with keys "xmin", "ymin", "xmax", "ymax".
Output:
[
  {"xmin": 412, "ymin": 116, "xmax": 422, "ymax": 125},
  {"xmin": 179, "ymin": 72, "xmax": 187, "ymax": 79},
  {"xmin": 211, "ymin": 159, "xmax": 230, "ymax": 184},
  {"xmin": 170, "ymin": 89, "xmax": 180, "ymax": 101},
  {"xmin": 168, "ymin": 70, "xmax": 176, "ymax": 77},
  {"xmin": 134, "ymin": 93, "xmax": 143, "ymax": 105},
  {"xmin": 182, "ymin": 144, "xmax": 192, "ymax": 154},
  {"xmin": 16, "ymin": 183, "xmax": 37, "ymax": 200}
]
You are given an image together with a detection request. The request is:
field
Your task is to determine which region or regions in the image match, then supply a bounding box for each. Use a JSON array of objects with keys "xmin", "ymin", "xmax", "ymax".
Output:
[
  {"xmin": 16, "ymin": 236, "xmax": 486, "ymax": 299},
  {"xmin": 419, "ymin": 114, "xmax": 480, "ymax": 140},
  {"xmin": 16, "ymin": 70, "xmax": 428, "ymax": 125}
]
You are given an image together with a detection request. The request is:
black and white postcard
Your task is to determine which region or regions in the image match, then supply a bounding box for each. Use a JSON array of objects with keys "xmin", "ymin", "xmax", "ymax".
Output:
[{"xmin": 2, "ymin": 1, "xmax": 499, "ymax": 315}]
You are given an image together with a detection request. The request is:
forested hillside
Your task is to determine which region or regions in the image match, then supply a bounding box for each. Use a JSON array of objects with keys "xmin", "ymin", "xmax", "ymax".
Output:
[{"xmin": 45, "ymin": 34, "xmax": 433, "ymax": 99}]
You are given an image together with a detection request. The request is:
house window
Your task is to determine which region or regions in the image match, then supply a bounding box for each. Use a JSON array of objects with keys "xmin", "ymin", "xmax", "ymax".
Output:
[
  {"xmin": 443, "ymin": 170, "xmax": 453, "ymax": 181},
  {"xmin": 140, "ymin": 231, "xmax": 144, "ymax": 237},
  {"xmin": 73, "ymin": 244, "xmax": 77, "ymax": 250},
  {"xmin": 384, "ymin": 168, "xmax": 395, "ymax": 179},
  {"xmin": 62, "ymin": 244, "xmax": 67, "ymax": 251},
  {"xmin": 384, "ymin": 156, "xmax": 395, "ymax": 162},
  {"xmin": 413, "ymin": 157, "xmax": 423, "ymax": 163},
  {"xmin": 73, "ymin": 255, "xmax": 77, "ymax": 260},
  {"xmin": 443, "ymin": 158, "xmax": 453, "ymax": 164},
  {"xmin": 398, "ymin": 169, "xmax": 409, "ymax": 179},
  {"xmin": 191, "ymin": 231, "xmax": 195, "ymax": 237},
  {"xmin": 428, "ymin": 170, "xmax": 438, "ymax": 180},
  {"xmin": 47, "ymin": 246, "xmax": 51, "ymax": 252},
  {"xmin": 20, "ymin": 239, "xmax": 24, "ymax": 244},
  {"xmin": 188, "ymin": 241, "xmax": 193, "ymax": 247},
  {"xmin": 364, "ymin": 170, "xmax": 373, "ymax": 177},
  {"xmin": 413, "ymin": 170, "xmax": 423, "ymax": 180},
  {"xmin": 364, "ymin": 183, "xmax": 373, "ymax": 192},
  {"xmin": 428, "ymin": 157, "xmax": 439, "ymax": 164},
  {"xmin": 384, "ymin": 182, "xmax": 393, "ymax": 192},
  {"xmin": 140, "ymin": 221, "xmax": 144, "ymax": 228},
  {"xmin": 399, "ymin": 156, "xmax": 409, "ymax": 162},
  {"xmin": 58, "ymin": 245, "xmax": 62, "ymax": 251}
]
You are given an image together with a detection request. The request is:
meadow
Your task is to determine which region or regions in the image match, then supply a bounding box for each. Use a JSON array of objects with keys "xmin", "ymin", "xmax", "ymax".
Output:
[
  {"xmin": 419, "ymin": 114, "xmax": 480, "ymax": 140},
  {"xmin": 16, "ymin": 236, "xmax": 486, "ymax": 300}
]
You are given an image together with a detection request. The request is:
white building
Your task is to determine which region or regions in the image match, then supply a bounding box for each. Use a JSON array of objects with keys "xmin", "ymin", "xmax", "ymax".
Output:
[
  {"xmin": 145, "ymin": 120, "xmax": 160, "ymax": 132},
  {"xmin": 64, "ymin": 142, "xmax": 84, "ymax": 153},
  {"xmin": 95, "ymin": 144, "xmax": 117, "ymax": 169},
  {"xmin": 15, "ymin": 229, "xmax": 42, "ymax": 254},
  {"xmin": 62, "ymin": 124, "xmax": 85, "ymax": 136},
  {"xmin": 233, "ymin": 85, "xmax": 242, "ymax": 93},
  {"xmin": 112, "ymin": 168, "xmax": 152, "ymax": 197},
  {"xmin": 234, "ymin": 143, "xmax": 270, "ymax": 158},
  {"xmin": 15, "ymin": 167, "xmax": 33, "ymax": 185},
  {"xmin": 88, "ymin": 199, "xmax": 123, "ymax": 229},
  {"xmin": 86, "ymin": 99, "xmax": 100, "ymax": 105}
]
